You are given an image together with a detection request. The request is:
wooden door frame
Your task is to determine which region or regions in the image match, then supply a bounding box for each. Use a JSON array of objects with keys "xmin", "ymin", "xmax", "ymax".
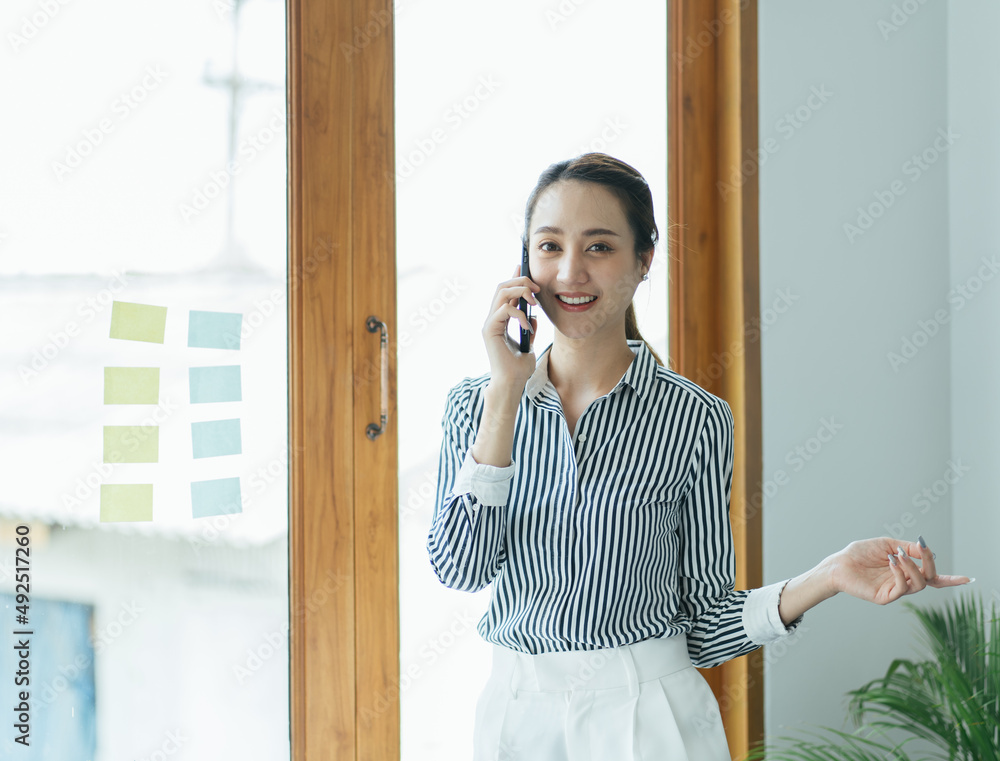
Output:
[
  {"xmin": 669, "ymin": 0, "xmax": 765, "ymax": 756},
  {"xmin": 287, "ymin": 0, "xmax": 764, "ymax": 757},
  {"xmin": 288, "ymin": 0, "xmax": 398, "ymax": 757}
]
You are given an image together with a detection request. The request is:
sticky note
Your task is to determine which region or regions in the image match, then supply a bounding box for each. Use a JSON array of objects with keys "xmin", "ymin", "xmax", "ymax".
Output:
[
  {"xmin": 110, "ymin": 301, "xmax": 167, "ymax": 343},
  {"xmin": 188, "ymin": 310, "xmax": 243, "ymax": 350},
  {"xmin": 189, "ymin": 365, "xmax": 241, "ymax": 403},
  {"xmin": 192, "ymin": 418, "xmax": 242, "ymax": 458},
  {"xmin": 191, "ymin": 477, "xmax": 242, "ymax": 519},
  {"xmin": 100, "ymin": 484, "xmax": 153, "ymax": 522},
  {"xmin": 103, "ymin": 425, "xmax": 159, "ymax": 463},
  {"xmin": 104, "ymin": 367, "xmax": 160, "ymax": 404}
]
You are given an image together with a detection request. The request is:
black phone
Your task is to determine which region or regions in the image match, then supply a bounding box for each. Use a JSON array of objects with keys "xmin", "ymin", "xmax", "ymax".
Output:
[{"xmin": 518, "ymin": 243, "xmax": 531, "ymax": 352}]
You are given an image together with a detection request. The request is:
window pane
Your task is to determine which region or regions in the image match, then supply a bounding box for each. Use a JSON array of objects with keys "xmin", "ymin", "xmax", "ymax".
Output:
[
  {"xmin": 0, "ymin": 0, "xmax": 289, "ymax": 758},
  {"xmin": 395, "ymin": 3, "xmax": 667, "ymax": 758}
]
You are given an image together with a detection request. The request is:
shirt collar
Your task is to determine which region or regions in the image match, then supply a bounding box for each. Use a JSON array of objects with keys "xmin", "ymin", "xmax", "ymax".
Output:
[{"xmin": 524, "ymin": 339, "xmax": 657, "ymax": 406}]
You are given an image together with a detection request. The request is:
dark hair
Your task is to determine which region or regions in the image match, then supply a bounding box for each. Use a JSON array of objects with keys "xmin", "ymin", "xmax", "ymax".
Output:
[{"xmin": 520, "ymin": 152, "xmax": 665, "ymax": 366}]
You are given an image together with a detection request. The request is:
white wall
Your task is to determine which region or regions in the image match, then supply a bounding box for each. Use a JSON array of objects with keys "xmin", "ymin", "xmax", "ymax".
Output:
[{"xmin": 758, "ymin": 0, "xmax": 994, "ymax": 744}]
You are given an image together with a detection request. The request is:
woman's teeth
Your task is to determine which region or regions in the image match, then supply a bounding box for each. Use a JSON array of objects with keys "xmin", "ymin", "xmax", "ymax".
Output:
[{"xmin": 557, "ymin": 295, "xmax": 597, "ymax": 304}]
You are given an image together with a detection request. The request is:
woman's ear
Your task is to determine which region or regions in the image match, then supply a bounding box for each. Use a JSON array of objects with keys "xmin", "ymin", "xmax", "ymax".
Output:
[{"xmin": 641, "ymin": 249, "xmax": 654, "ymax": 276}]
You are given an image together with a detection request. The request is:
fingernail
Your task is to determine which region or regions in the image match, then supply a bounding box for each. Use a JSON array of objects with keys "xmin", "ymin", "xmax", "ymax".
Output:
[
  {"xmin": 917, "ymin": 535, "xmax": 927, "ymax": 549},
  {"xmin": 968, "ymin": 578, "xmax": 976, "ymax": 583},
  {"xmin": 888, "ymin": 553, "xmax": 898, "ymax": 567},
  {"xmin": 528, "ymin": 324, "xmax": 535, "ymax": 334},
  {"xmin": 897, "ymin": 546, "xmax": 906, "ymax": 558}
]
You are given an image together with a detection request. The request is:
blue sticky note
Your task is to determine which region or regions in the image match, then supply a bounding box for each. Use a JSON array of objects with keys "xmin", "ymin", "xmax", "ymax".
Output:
[
  {"xmin": 191, "ymin": 477, "xmax": 243, "ymax": 519},
  {"xmin": 192, "ymin": 418, "xmax": 242, "ymax": 459},
  {"xmin": 188, "ymin": 310, "xmax": 243, "ymax": 350},
  {"xmin": 189, "ymin": 365, "xmax": 241, "ymax": 403}
]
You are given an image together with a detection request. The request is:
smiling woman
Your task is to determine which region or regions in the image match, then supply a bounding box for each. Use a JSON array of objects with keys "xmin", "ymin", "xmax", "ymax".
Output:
[
  {"xmin": 425, "ymin": 151, "xmax": 973, "ymax": 761},
  {"xmin": 426, "ymin": 153, "xmax": 795, "ymax": 759},
  {"xmin": 392, "ymin": 2, "xmax": 668, "ymax": 758}
]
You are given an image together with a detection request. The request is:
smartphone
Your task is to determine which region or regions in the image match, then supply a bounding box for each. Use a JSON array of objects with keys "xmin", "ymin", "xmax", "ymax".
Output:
[{"xmin": 518, "ymin": 243, "xmax": 531, "ymax": 353}]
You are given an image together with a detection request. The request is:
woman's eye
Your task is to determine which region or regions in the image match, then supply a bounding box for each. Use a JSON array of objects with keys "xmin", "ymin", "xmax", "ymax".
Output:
[{"xmin": 538, "ymin": 241, "xmax": 612, "ymax": 252}]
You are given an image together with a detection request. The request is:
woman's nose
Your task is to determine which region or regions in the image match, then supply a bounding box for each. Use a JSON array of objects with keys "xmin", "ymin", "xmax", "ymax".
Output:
[{"xmin": 557, "ymin": 248, "xmax": 587, "ymax": 280}]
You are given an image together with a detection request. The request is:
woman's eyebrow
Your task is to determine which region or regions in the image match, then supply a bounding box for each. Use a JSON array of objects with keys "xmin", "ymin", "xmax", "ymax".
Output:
[{"xmin": 532, "ymin": 226, "xmax": 620, "ymax": 237}]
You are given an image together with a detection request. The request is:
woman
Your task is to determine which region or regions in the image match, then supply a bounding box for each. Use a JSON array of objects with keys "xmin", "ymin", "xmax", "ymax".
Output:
[{"xmin": 425, "ymin": 153, "xmax": 972, "ymax": 760}]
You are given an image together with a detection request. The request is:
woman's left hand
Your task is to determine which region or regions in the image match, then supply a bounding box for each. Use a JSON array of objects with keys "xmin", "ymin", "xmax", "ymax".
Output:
[{"xmin": 827, "ymin": 537, "xmax": 973, "ymax": 605}]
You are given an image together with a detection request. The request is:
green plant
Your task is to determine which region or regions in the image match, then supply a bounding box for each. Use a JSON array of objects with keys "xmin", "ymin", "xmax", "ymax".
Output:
[{"xmin": 739, "ymin": 591, "xmax": 999, "ymax": 761}]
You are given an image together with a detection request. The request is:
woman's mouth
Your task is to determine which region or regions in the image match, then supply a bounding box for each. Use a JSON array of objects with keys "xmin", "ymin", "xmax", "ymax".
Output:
[{"xmin": 555, "ymin": 294, "xmax": 599, "ymax": 311}]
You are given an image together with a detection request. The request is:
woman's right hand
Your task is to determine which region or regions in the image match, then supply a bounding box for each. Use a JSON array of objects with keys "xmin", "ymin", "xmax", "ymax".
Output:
[{"xmin": 481, "ymin": 264, "xmax": 540, "ymax": 392}]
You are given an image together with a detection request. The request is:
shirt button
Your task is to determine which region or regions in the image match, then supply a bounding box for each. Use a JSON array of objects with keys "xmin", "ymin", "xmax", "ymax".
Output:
[{"xmin": 578, "ymin": 433, "xmax": 587, "ymax": 442}]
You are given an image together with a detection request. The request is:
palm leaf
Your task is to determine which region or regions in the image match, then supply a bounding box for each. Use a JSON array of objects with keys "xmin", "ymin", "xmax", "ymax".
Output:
[{"xmin": 737, "ymin": 591, "xmax": 999, "ymax": 761}]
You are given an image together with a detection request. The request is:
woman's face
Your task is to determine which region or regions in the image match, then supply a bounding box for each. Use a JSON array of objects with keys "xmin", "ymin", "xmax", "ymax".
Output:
[{"xmin": 528, "ymin": 179, "xmax": 650, "ymax": 342}]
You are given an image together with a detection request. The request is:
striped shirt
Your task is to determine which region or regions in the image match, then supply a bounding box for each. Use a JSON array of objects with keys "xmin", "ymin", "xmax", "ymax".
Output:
[{"xmin": 426, "ymin": 338, "xmax": 804, "ymax": 666}]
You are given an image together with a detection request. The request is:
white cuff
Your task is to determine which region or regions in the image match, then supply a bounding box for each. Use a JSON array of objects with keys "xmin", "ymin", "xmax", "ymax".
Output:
[
  {"xmin": 449, "ymin": 449, "xmax": 516, "ymax": 507},
  {"xmin": 742, "ymin": 579, "xmax": 804, "ymax": 645}
]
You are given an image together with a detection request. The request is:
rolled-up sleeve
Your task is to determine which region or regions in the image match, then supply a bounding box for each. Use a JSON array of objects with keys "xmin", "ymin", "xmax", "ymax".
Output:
[
  {"xmin": 743, "ymin": 578, "xmax": 804, "ymax": 644},
  {"xmin": 678, "ymin": 400, "xmax": 804, "ymax": 668},
  {"xmin": 426, "ymin": 382, "xmax": 515, "ymax": 593}
]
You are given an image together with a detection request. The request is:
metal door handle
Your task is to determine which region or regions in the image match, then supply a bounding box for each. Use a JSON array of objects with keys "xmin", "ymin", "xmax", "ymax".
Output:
[{"xmin": 365, "ymin": 315, "xmax": 388, "ymax": 440}]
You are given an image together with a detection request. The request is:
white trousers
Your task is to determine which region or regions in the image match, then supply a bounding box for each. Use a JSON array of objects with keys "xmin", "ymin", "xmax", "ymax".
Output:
[{"xmin": 472, "ymin": 635, "xmax": 732, "ymax": 761}]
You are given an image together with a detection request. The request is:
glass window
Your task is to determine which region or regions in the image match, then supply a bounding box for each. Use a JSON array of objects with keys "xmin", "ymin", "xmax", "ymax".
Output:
[{"xmin": 0, "ymin": 0, "xmax": 289, "ymax": 757}]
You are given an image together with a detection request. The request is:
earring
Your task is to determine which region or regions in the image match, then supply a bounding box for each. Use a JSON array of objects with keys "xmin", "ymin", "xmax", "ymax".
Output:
[{"xmin": 641, "ymin": 272, "xmax": 648, "ymax": 281}]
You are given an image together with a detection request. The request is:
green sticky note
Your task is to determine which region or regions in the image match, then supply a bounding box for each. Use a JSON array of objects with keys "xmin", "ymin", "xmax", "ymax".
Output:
[
  {"xmin": 104, "ymin": 425, "xmax": 159, "ymax": 463},
  {"xmin": 104, "ymin": 367, "xmax": 160, "ymax": 404},
  {"xmin": 110, "ymin": 301, "xmax": 167, "ymax": 343},
  {"xmin": 100, "ymin": 484, "xmax": 153, "ymax": 522},
  {"xmin": 191, "ymin": 477, "xmax": 242, "ymax": 519}
]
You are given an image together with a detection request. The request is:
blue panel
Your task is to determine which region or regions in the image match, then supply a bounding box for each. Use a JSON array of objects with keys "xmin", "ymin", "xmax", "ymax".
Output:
[{"xmin": 0, "ymin": 595, "xmax": 96, "ymax": 760}]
